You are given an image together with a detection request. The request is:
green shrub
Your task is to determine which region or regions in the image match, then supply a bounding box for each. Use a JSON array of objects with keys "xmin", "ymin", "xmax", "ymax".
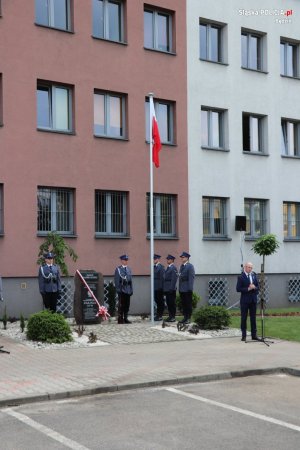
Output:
[
  {"xmin": 176, "ymin": 292, "xmax": 200, "ymax": 313},
  {"xmin": 193, "ymin": 306, "xmax": 231, "ymax": 330},
  {"xmin": 27, "ymin": 310, "xmax": 73, "ymax": 343}
]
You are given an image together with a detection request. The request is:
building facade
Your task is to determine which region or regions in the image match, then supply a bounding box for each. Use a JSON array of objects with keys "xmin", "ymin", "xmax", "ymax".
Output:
[
  {"xmin": 0, "ymin": 0, "xmax": 188, "ymax": 316},
  {"xmin": 187, "ymin": 0, "xmax": 300, "ymax": 307}
]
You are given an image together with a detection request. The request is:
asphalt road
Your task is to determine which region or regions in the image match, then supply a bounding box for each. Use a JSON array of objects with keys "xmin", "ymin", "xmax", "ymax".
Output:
[{"xmin": 1, "ymin": 374, "xmax": 300, "ymax": 450}]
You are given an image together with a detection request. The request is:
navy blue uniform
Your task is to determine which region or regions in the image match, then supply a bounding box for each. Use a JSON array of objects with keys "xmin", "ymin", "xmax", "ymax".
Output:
[
  {"xmin": 163, "ymin": 263, "xmax": 178, "ymax": 320},
  {"xmin": 179, "ymin": 262, "xmax": 195, "ymax": 322},
  {"xmin": 154, "ymin": 262, "xmax": 165, "ymax": 319},
  {"xmin": 38, "ymin": 264, "xmax": 61, "ymax": 312},
  {"xmin": 114, "ymin": 265, "xmax": 133, "ymax": 324},
  {"xmin": 236, "ymin": 271, "xmax": 259, "ymax": 339}
]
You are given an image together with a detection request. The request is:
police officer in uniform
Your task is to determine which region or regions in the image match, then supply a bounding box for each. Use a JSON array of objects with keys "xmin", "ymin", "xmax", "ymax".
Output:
[
  {"xmin": 178, "ymin": 252, "xmax": 195, "ymax": 324},
  {"xmin": 163, "ymin": 254, "xmax": 178, "ymax": 322},
  {"xmin": 38, "ymin": 252, "xmax": 61, "ymax": 312},
  {"xmin": 114, "ymin": 255, "xmax": 133, "ymax": 324},
  {"xmin": 154, "ymin": 254, "xmax": 165, "ymax": 321}
]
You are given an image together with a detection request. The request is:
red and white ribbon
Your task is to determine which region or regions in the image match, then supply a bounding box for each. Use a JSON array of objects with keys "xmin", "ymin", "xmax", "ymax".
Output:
[{"xmin": 76, "ymin": 270, "xmax": 110, "ymax": 320}]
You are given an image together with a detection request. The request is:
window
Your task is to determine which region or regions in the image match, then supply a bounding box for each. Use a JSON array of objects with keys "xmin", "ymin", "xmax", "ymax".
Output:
[
  {"xmin": 281, "ymin": 119, "xmax": 300, "ymax": 156},
  {"xmin": 200, "ymin": 21, "xmax": 224, "ymax": 63},
  {"xmin": 281, "ymin": 40, "xmax": 299, "ymax": 77},
  {"xmin": 37, "ymin": 187, "xmax": 74, "ymax": 235},
  {"xmin": 244, "ymin": 199, "xmax": 266, "ymax": 238},
  {"xmin": 92, "ymin": 0, "xmax": 124, "ymax": 42},
  {"xmin": 0, "ymin": 184, "xmax": 3, "ymax": 234},
  {"xmin": 283, "ymin": 202, "xmax": 300, "ymax": 239},
  {"xmin": 37, "ymin": 82, "xmax": 73, "ymax": 132},
  {"xmin": 0, "ymin": 73, "xmax": 2, "ymax": 126},
  {"xmin": 35, "ymin": 0, "xmax": 72, "ymax": 31},
  {"xmin": 241, "ymin": 31, "xmax": 264, "ymax": 71},
  {"xmin": 242, "ymin": 113, "xmax": 265, "ymax": 153},
  {"xmin": 147, "ymin": 194, "xmax": 176, "ymax": 237},
  {"xmin": 201, "ymin": 108, "xmax": 226, "ymax": 149},
  {"xmin": 95, "ymin": 191, "xmax": 127, "ymax": 236},
  {"xmin": 202, "ymin": 197, "xmax": 227, "ymax": 238},
  {"xmin": 144, "ymin": 7, "xmax": 173, "ymax": 53},
  {"xmin": 145, "ymin": 98, "xmax": 174, "ymax": 144},
  {"xmin": 94, "ymin": 91, "xmax": 126, "ymax": 138}
]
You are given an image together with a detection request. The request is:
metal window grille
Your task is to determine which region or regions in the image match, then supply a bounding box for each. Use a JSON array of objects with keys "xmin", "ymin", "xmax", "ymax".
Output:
[
  {"xmin": 288, "ymin": 277, "xmax": 300, "ymax": 302},
  {"xmin": 57, "ymin": 281, "xmax": 74, "ymax": 316},
  {"xmin": 208, "ymin": 278, "xmax": 229, "ymax": 306},
  {"xmin": 147, "ymin": 193, "xmax": 176, "ymax": 236},
  {"xmin": 95, "ymin": 190, "xmax": 127, "ymax": 235},
  {"xmin": 244, "ymin": 198, "xmax": 266, "ymax": 237},
  {"xmin": 37, "ymin": 187, "xmax": 74, "ymax": 234}
]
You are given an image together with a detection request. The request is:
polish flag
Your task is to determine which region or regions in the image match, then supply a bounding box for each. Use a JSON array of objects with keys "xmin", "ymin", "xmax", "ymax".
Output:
[{"xmin": 150, "ymin": 97, "xmax": 162, "ymax": 168}]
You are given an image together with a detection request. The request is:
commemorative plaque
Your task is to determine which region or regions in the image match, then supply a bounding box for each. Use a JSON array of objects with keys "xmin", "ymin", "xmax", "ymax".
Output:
[{"xmin": 74, "ymin": 270, "xmax": 104, "ymax": 324}]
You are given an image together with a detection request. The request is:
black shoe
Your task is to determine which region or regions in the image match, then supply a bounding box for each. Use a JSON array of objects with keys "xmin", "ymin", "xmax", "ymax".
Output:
[
  {"xmin": 165, "ymin": 317, "xmax": 176, "ymax": 322},
  {"xmin": 252, "ymin": 336, "xmax": 260, "ymax": 341},
  {"xmin": 241, "ymin": 337, "xmax": 246, "ymax": 341},
  {"xmin": 124, "ymin": 318, "xmax": 132, "ymax": 324},
  {"xmin": 154, "ymin": 316, "xmax": 163, "ymax": 321}
]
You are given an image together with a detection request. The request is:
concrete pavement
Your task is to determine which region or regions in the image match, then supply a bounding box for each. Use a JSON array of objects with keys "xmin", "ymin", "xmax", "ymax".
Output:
[{"xmin": 0, "ymin": 322, "xmax": 300, "ymax": 408}]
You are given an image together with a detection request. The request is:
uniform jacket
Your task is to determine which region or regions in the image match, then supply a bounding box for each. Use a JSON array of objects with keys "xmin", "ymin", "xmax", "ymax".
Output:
[
  {"xmin": 163, "ymin": 263, "xmax": 178, "ymax": 292},
  {"xmin": 114, "ymin": 265, "xmax": 133, "ymax": 296},
  {"xmin": 38, "ymin": 264, "xmax": 61, "ymax": 294},
  {"xmin": 236, "ymin": 272, "xmax": 259, "ymax": 304},
  {"xmin": 154, "ymin": 263, "xmax": 164, "ymax": 291},
  {"xmin": 179, "ymin": 262, "xmax": 195, "ymax": 293}
]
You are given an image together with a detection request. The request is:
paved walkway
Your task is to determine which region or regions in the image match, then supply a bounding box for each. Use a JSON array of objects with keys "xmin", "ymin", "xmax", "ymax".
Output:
[{"xmin": 0, "ymin": 322, "xmax": 300, "ymax": 408}]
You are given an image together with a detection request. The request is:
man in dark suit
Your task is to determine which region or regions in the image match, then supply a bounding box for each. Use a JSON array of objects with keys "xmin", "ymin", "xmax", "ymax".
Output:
[
  {"xmin": 38, "ymin": 252, "xmax": 61, "ymax": 312},
  {"xmin": 236, "ymin": 262, "xmax": 259, "ymax": 341},
  {"xmin": 153, "ymin": 254, "xmax": 165, "ymax": 321}
]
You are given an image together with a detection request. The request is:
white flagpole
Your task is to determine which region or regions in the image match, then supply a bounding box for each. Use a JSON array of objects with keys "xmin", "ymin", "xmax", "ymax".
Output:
[{"xmin": 149, "ymin": 93, "xmax": 155, "ymax": 324}]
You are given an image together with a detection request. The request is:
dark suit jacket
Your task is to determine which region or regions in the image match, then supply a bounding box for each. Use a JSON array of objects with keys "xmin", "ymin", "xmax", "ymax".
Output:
[
  {"xmin": 236, "ymin": 272, "xmax": 259, "ymax": 304},
  {"xmin": 163, "ymin": 264, "xmax": 178, "ymax": 292}
]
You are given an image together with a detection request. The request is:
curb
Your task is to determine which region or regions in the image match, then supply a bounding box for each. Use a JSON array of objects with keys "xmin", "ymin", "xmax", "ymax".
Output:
[{"xmin": 0, "ymin": 366, "xmax": 298, "ymax": 409}]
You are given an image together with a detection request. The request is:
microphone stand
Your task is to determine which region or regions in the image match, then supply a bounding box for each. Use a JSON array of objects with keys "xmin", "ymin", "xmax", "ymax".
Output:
[
  {"xmin": 0, "ymin": 345, "xmax": 10, "ymax": 354},
  {"xmin": 258, "ymin": 264, "xmax": 273, "ymax": 347}
]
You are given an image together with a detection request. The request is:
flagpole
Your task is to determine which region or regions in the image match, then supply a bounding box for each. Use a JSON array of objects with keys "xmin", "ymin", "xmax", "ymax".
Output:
[{"xmin": 149, "ymin": 93, "xmax": 155, "ymax": 324}]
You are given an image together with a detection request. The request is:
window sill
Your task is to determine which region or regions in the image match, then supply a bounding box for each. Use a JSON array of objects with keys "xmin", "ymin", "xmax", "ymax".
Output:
[
  {"xmin": 199, "ymin": 58, "xmax": 228, "ymax": 66},
  {"xmin": 281, "ymin": 155, "xmax": 300, "ymax": 160},
  {"xmin": 280, "ymin": 74, "xmax": 300, "ymax": 81},
  {"xmin": 95, "ymin": 235, "xmax": 130, "ymax": 239},
  {"xmin": 243, "ymin": 151, "xmax": 269, "ymax": 156},
  {"xmin": 244, "ymin": 236, "xmax": 262, "ymax": 241},
  {"xmin": 37, "ymin": 128, "xmax": 75, "ymax": 136},
  {"xmin": 92, "ymin": 36, "xmax": 127, "ymax": 46},
  {"xmin": 145, "ymin": 140, "xmax": 176, "ymax": 147},
  {"xmin": 201, "ymin": 146, "xmax": 229, "ymax": 152},
  {"xmin": 146, "ymin": 235, "xmax": 179, "ymax": 240},
  {"xmin": 202, "ymin": 237, "xmax": 231, "ymax": 241},
  {"xmin": 144, "ymin": 47, "xmax": 176, "ymax": 56},
  {"xmin": 241, "ymin": 67, "xmax": 268, "ymax": 74},
  {"xmin": 283, "ymin": 238, "xmax": 300, "ymax": 242},
  {"xmin": 37, "ymin": 233, "xmax": 77, "ymax": 238},
  {"xmin": 94, "ymin": 135, "xmax": 128, "ymax": 141},
  {"xmin": 35, "ymin": 23, "xmax": 74, "ymax": 34}
]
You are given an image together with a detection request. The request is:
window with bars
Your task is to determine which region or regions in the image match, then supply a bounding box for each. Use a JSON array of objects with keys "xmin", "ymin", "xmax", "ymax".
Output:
[
  {"xmin": 37, "ymin": 82, "xmax": 73, "ymax": 132},
  {"xmin": 145, "ymin": 98, "xmax": 174, "ymax": 145},
  {"xmin": 35, "ymin": 0, "xmax": 72, "ymax": 31},
  {"xmin": 95, "ymin": 190, "xmax": 127, "ymax": 236},
  {"xmin": 147, "ymin": 193, "xmax": 176, "ymax": 237},
  {"xmin": 283, "ymin": 202, "xmax": 300, "ymax": 240},
  {"xmin": 202, "ymin": 197, "xmax": 227, "ymax": 238},
  {"xmin": 144, "ymin": 7, "xmax": 173, "ymax": 53},
  {"xmin": 281, "ymin": 40, "xmax": 299, "ymax": 78},
  {"xmin": 0, "ymin": 184, "xmax": 3, "ymax": 234},
  {"xmin": 244, "ymin": 198, "xmax": 267, "ymax": 238},
  {"xmin": 281, "ymin": 119, "xmax": 300, "ymax": 156},
  {"xmin": 37, "ymin": 187, "xmax": 75, "ymax": 235},
  {"xmin": 92, "ymin": 0, "xmax": 124, "ymax": 42},
  {"xmin": 94, "ymin": 91, "xmax": 126, "ymax": 138}
]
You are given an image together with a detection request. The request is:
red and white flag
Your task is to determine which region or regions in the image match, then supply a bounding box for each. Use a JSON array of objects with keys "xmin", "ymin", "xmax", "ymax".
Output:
[{"xmin": 150, "ymin": 97, "xmax": 162, "ymax": 168}]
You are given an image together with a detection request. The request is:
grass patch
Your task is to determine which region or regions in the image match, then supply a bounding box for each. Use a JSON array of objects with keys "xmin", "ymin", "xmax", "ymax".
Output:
[{"xmin": 229, "ymin": 308, "xmax": 300, "ymax": 342}]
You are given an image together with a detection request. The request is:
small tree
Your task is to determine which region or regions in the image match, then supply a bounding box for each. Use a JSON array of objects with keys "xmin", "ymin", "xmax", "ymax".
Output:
[
  {"xmin": 37, "ymin": 231, "xmax": 78, "ymax": 276},
  {"xmin": 252, "ymin": 234, "xmax": 280, "ymax": 318}
]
